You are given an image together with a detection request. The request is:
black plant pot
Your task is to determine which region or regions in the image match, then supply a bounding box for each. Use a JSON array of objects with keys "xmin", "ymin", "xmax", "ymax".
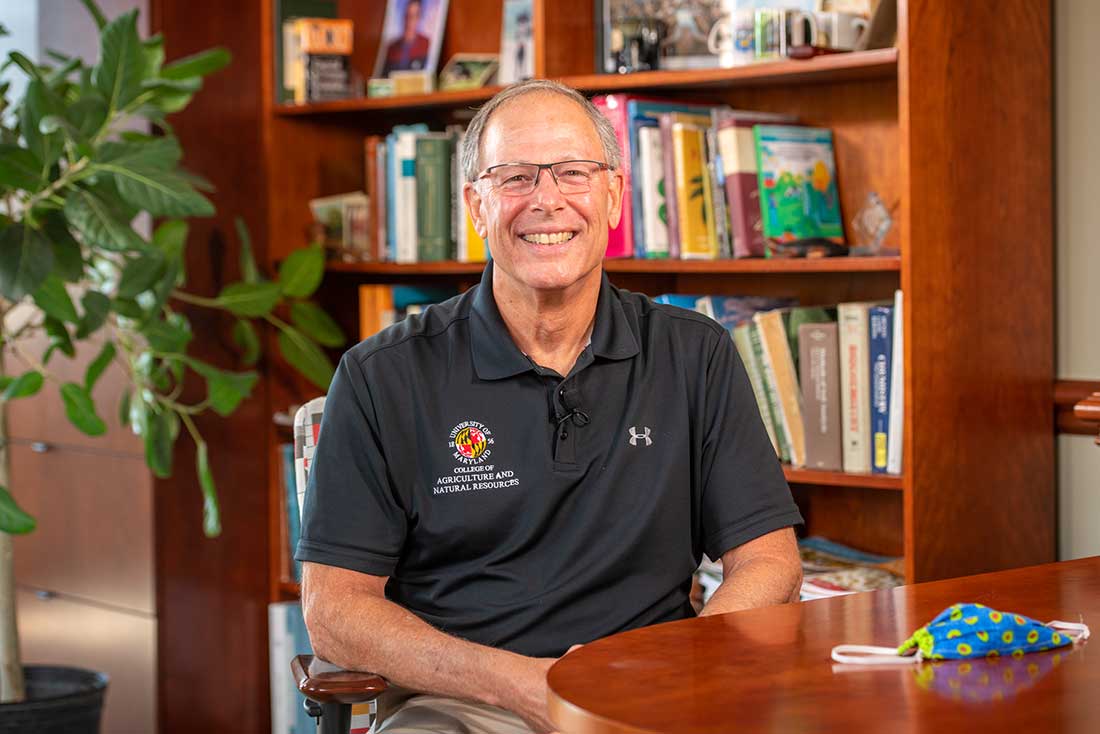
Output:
[{"xmin": 0, "ymin": 666, "xmax": 108, "ymax": 733}]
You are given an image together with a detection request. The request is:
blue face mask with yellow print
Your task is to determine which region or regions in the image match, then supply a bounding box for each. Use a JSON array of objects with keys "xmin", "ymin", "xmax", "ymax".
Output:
[{"xmin": 832, "ymin": 603, "xmax": 1090, "ymax": 665}]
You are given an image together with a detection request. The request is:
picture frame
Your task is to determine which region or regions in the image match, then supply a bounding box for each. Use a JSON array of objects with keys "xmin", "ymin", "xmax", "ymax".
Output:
[
  {"xmin": 438, "ymin": 53, "xmax": 500, "ymax": 91},
  {"xmin": 498, "ymin": 0, "xmax": 535, "ymax": 84},
  {"xmin": 373, "ymin": 0, "xmax": 451, "ymax": 79}
]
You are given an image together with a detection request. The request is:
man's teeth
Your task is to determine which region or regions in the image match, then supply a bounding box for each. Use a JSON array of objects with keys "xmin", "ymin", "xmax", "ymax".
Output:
[{"xmin": 521, "ymin": 232, "xmax": 575, "ymax": 244}]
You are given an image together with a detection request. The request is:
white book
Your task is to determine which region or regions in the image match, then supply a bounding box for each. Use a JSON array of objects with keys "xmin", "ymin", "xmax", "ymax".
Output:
[
  {"xmin": 453, "ymin": 129, "xmax": 469, "ymax": 262},
  {"xmin": 886, "ymin": 290, "xmax": 904, "ymax": 474},
  {"xmin": 268, "ymin": 602, "xmax": 293, "ymax": 734},
  {"xmin": 732, "ymin": 324, "xmax": 780, "ymax": 456},
  {"xmin": 395, "ymin": 131, "xmax": 419, "ymax": 264},
  {"xmin": 838, "ymin": 302, "xmax": 872, "ymax": 473},
  {"xmin": 637, "ymin": 125, "xmax": 670, "ymax": 257}
]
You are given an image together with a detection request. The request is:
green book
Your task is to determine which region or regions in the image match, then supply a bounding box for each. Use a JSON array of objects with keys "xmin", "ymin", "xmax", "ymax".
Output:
[
  {"xmin": 749, "ymin": 321, "xmax": 790, "ymax": 463},
  {"xmin": 415, "ymin": 133, "xmax": 453, "ymax": 262},
  {"xmin": 732, "ymin": 324, "xmax": 779, "ymax": 457}
]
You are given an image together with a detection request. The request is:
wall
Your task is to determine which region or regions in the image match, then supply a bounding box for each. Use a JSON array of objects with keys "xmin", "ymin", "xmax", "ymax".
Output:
[{"xmin": 1055, "ymin": 0, "xmax": 1100, "ymax": 560}]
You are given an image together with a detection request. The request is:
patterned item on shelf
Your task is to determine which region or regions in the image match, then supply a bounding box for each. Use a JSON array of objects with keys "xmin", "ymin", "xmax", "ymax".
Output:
[{"xmin": 293, "ymin": 396, "xmax": 327, "ymax": 518}]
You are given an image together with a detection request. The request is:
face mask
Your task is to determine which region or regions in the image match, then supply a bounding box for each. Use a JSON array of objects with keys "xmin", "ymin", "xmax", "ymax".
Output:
[{"xmin": 832, "ymin": 603, "xmax": 1090, "ymax": 664}]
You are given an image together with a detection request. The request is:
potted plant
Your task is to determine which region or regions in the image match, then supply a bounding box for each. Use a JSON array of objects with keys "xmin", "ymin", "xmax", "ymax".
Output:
[{"xmin": 0, "ymin": 1, "xmax": 343, "ymax": 728}]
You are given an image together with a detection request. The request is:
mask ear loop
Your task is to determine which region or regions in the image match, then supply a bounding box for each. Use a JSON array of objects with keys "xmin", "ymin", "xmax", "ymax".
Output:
[
  {"xmin": 831, "ymin": 645, "xmax": 922, "ymax": 665},
  {"xmin": 1046, "ymin": 620, "xmax": 1091, "ymax": 643}
]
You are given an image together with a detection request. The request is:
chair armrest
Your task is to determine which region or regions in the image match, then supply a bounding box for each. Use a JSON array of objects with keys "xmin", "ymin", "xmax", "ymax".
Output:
[{"xmin": 292, "ymin": 654, "xmax": 388, "ymax": 705}]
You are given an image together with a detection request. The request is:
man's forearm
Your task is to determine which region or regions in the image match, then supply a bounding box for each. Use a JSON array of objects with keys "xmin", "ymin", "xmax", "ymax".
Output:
[
  {"xmin": 302, "ymin": 578, "xmax": 552, "ymax": 728},
  {"xmin": 698, "ymin": 554, "xmax": 802, "ymax": 617}
]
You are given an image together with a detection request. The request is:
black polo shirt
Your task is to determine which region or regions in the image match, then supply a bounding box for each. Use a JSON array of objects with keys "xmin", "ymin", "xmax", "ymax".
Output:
[{"xmin": 296, "ymin": 263, "xmax": 802, "ymax": 658}]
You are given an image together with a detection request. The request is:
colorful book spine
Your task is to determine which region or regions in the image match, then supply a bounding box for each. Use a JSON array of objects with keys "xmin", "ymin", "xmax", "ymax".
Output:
[
  {"xmin": 869, "ymin": 304, "xmax": 894, "ymax": 474},
  {"xmin": 799, "ymin": 322, "xmax": 842, "ymax": 471},
  {"xmin": 886, "ymin": 290, "xmax": 904, "ymax": 475},
  {"xmin": 415, "ymin": 133, "xmax": 452, "ymax": 262},
  {"xmin": 671, "ymin": 123, "xmax": 718, "ymax": 259},
  {"xmin": 363, "ymin": 135, "xmax": 382, "ymax": 259},
  {"xmin": 375, "ymin": 142, "xmax": 388, "ymax": 260},
  {"xmin": 636, "ymin": 124, "xmax": 670, "ymax": 258},
  {"xmin": 658, "ymin": 113, "xmax": 681, "ymax": 258},
  {"xmin": 705, "ymin": 118, "xmax": 731, "ymax": 259},
  {"xmin": 280, "ymin": 443, "xmax": 301, "ymax": 582},
  {"xmin": 750, "ymin": 320, "xmax": 791, "ymax": 463},
  {"xmin": 838, "ymin": 302, "xmax": 872, "ymax": 473},
  {"xmin": 394, "ymin": 131, "xmax": 419, "ymax": 263},
  {"xmin": 754, "ymin": 309, "xmax": 806, "ymax": 466},
  {"xmin": 733, "ymin": 323, "xmax": 780, "ymax": 456},
  {"xmin": 590, "ymin": 94, "xmax": 635, "ymax": 258}
]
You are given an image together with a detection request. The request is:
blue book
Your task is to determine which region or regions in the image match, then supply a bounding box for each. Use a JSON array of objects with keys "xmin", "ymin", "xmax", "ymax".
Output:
[
  {"xmin": 268, "ymin": 601, "xmax": 316, "ymax": 734},
  {"xmin": 625, "ymin": 99, "xmax": 716, "ymax": 257},
  {"xmin": 868, "ymin": 305, "xmax": 894, "ymax": 474},
  {"xmin": 385, "ymin": 123, "xmax": 428, "ymax": 260},
  {"xmin": 280, "ymin": 443, "xmax": 301, "ymax": 583}
]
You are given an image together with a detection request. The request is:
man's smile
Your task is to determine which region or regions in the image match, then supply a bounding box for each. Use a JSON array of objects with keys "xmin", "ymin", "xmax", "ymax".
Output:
[{"xmin": 518, "ymin": 230, "xmax": 578, "ymax": 245}]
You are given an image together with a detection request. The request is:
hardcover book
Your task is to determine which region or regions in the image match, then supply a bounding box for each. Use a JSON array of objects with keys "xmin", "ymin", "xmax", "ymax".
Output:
[
  {"xmin": 868, "ymin": 304, "xmax": 894, "ymax": 474},
  {"xmin": 415, "ymin": 133, "xmax": 453, "ymax": 262},
  {"xmin": 671, "ymin": 122, "xmax": 718, "ymax": 259},
  {"xmin": 753, "ymin": 125, "xmax": 845, "ymax": 246},
  {"xmin": 635, "ymin": 123, "xmax": 670, "ymax": 258},
  {"xmin": 838, "ymin": 302, "xmax": 873, "ymax": 473},
  {"xmin": 733, "ymin": 323, "xmax": 780, "ymax": 456},
  {"xmin": 799, "ymin": 322, "xmax": 842, "ymax": 471},
  {"xmin": 886, "ymin": 290, "xmax": 904, "ymax": 475},
  {"xmin": 754, "ymin": 308, "xmax": 807, "ymax": 467}
]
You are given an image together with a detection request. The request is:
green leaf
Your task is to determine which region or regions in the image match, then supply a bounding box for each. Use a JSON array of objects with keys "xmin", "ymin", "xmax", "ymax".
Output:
[
  {"xmin": 195, "ymin": 441, "xmax": 222, "ymax": 537},
  {"xmin": 140, "ymin": 77, "xmax": 201, "ymax": 95},
  {"xmin": 232, "ymin": 319, "xmax": 260, "ymax": 366},
  {"xmin": 98, "ymin": 162, "xmax": 215, "ymax": 217},
  {"xmin": 144, "ymin": 408, "xmax": 173, "ymax": 478},
  {"xmin": 187, "ymin": 360, "xmax": 257, "ymax": 416},
  {"xmin": 0, "ymin": 223, "xmax": 54, "ymax": 300},
  {"xmin": 79, "ymin": 0, "xmax": 108, "ymax": 29},
  {"xmin": 76, "ymin": 291, "xmax": 110, "ymax": 338},
  {"xmin": 0, "ymin": 486, "xmax": 36, "ymax": 535},
  {"xmin": 112, "ymin": 297, "xmax": 145, "ymax": 320},
  {"xmin": 99, "ymin": 136, "xmax": 182, "ymax": 169},
  {"xmin": 216, "ymin": 281, "xmax": 282, "ymax": 317},
  {"xmin": 117, "ymin": 252, "xmax": 166, "ymax": 298},
  {"xmin": 278, "ymin": 246, "xmax": 324, "ymax": 298},
  {"xmin": 1, "ymin": 372, "xmax": 44, "ymax": 401},
  {"xmin": 153, "ymin": 219, "xmax": 188, "ymax": 260},
  {"xmin": 31, "ymin": 275, "xmax": 79, "ymax": 323},
  {"xmin": 42, "ymin": 214, "xmax": 85, "ymax": 282},
  {"xmin": 278, "ymin": 326, "xmax": 335, "ymax": 392},
  {"xmin": 20, "ymin": 80, "xmax": 63, "ymax": 169},
  {"xmin": 66, "ymin": 95, "xmax": 108, "ymax": 140},
  {"xmin": 0, "ymin": 144, "xmax": 44, "ymax": 190},
  {"xmin": 118, "ymin": 388, "xmax": 131, "ymax": 428},
  {"xmin": 141, "ymin": 313, "xmax": 192, "ymax": 353},
  {"xmin": 235, "ymin": 217, "xmax": 260, "ymax": 284},
  {"xmin": 141, "ymin": 34, "xmax": 164, "ymax": 78},
  {"xmin": 44, "ymin": 316, "xmax": 75, "ymax": 360},
  {"xmin": 85, "ymin": 341, "xmax": 116, "ymax": 392},
  {"xmin": 60, "ymin": 382, "xmax": 107, "ymax": 436},
  {"xmin": 64, "ymin": 185, "xmax": 144, "ymax": 251},
  {"xmin": 7, "ymin": 51, "xmax": 43, "ymax": 81},
  {"xmin": 162, "ymin": 47, "xmax": 231, "ymax": 80},
  {"xmin": 290, "ymin": 301, "xmax": 345, "ymax": 348},
  {"xmin": 44, "ymin": 55, "xmax": 82, "ymax": 86},
  {"xmin": 94, "ymin": 9, "xmax": 143, "ymax": 111}
]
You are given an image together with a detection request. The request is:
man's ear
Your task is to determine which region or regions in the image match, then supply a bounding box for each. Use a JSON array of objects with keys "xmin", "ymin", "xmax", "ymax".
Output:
[
  {"xmin": 606, "ymin": 169, "xmax": 625, "ymax": 230},
  {"xmin": 463, "ymin": 182, "xmax": 488, "ymax": 239}
]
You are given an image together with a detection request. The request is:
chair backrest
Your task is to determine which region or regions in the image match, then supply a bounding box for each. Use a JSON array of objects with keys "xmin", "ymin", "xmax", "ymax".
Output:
[{"xmin": 293, "ymin": 396, "xmax": 327, "ymax": 518}]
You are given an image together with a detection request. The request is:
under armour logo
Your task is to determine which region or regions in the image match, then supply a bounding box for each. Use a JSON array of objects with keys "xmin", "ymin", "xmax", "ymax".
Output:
[{"xmin": 628, "ymin": 426, "xmax": 652, "ymax": 447}]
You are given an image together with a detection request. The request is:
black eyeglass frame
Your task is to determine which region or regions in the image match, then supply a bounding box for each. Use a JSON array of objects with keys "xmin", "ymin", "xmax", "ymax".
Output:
[{"xmin": 475, "ymin": 159, "xmax": 615, "ymax": 195}]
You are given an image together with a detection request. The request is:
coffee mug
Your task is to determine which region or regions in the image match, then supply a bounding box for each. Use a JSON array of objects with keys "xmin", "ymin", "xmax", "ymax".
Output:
[
  {"xmin": 790, "ymin": 10, "xmax": 869, "ymax": 51},
  {"xmin": 707, "ymin": 1, "xmax": 757, "ymax": 67}
]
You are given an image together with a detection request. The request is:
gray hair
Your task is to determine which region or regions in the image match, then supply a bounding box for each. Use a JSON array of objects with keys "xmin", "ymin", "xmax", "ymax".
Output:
[{"xmin": 459, "ymin": 79, "xmax": 621, "ymax": 182}]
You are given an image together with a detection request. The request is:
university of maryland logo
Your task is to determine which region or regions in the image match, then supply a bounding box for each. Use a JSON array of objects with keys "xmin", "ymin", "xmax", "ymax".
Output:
[{"xmin": 449, "ymin": 420, "xmax": 494, "ymax": 465}]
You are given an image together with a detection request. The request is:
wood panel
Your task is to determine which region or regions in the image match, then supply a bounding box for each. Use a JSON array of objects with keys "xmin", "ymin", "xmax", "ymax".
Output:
[
  {"xmin": 17, "ymin": 589, "xmax": 155, "ymax": 734},
  {"xmin": 11, "ymin": 444, "xmax": 154, "ymax": 615},
  {"xmin": 901, "ymin": 0, "xmax": 1054, "ymax": 581},
  {"xmin": 151, "ymin": 1, "xmax": 273, "ymax": 732},
  {"xmin": 536, "ymin": 0, "xmax": 596, "ymax": 78},
  {"xmin": 790, "ymin": 484, "xmax": 904, "ymax": 558}
]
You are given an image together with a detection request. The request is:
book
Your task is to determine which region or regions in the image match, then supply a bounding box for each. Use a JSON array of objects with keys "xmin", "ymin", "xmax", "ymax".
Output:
[
  {"xmin": 394, "ymin": 130, "xmax": 420, "ymax": 263},
  {"xmin": 671, "ymin": 122, "xmax": 718, "ymax": 259},
  {"xmin": 282, "ymin": 17, "xmax": 353, "ymax": 104},
  {"xmin": 715, "ymin": 110, "xmax": 797, "ymax": 257},
  {"xmin": 753, "ymin": 125, "xmax": 845, "ymax": 246},
  {"xmin": 868, "ymin": 304, "xmax": 894, "ymax": 474},
  {"xmin": 363, "ymin": 135, "xmax": 383, "ymax": 258},
  {"xmin": 838, "ymin": 302, "xmax": 873, "ymax": 473},
  {"xmin": 784, "ymin": 306, "xmax": 834, "ymax": 376},
  {"xmin": 451, "ymin": 128, "xmax": 487, "ymax": 263},
  {"xmin": 590, "ymin": 94, "xmax": 638, "ymax": 258},
  {"xmin": 799, "ymin": 322, "xmax": 842, "ymax": 471},
  {"xmin": 274, "ymin": 0, "xmax": 337, "ymax": 103},
  {"xmin": 385, "ymin": 124, "xmax": 428, "ymax": 263},
  {"xmin": 750, "ymin": 321, "xmax": 790, "ymax": 462},
  {"xmin": 635, "ymin": 123, "xmax": 670, "ymax": 258},
  {"xmin": 886, "ymin": 290, "xmax": 904, "ymax": 475},
  {"xmin": 753, "ymin": 308, "xmax": 806, "ymax": 466},
  {"xmin": 374, "ymin": 141, "xmax": 388, "ymax": 260},
  {"xmin": 359, "ymin": 284, "xmax": 396, "ymax": 341},
  {"xmin": 415, "ymin": 133, "xmax": 453, "ymax": 262},
  {"xmin": 797, "ymin": 536, "xmax": 903, "ymax": 600},
  {"xmin": 705, "ymin": 118, "xmax": 731, "ymax": 259},
  {"xmin": 732, "ymin": 323, "xmax": 779, "ymax": 456},
  {"xmin": 280, "ymin": 443, "xmax": 302, "ymax": 582}
]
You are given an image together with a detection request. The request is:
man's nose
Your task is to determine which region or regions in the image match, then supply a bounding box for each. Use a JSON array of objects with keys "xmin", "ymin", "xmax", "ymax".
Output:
[{"xmin": 529, "ymin": 168, "xmax": 565, "ymax": 210}]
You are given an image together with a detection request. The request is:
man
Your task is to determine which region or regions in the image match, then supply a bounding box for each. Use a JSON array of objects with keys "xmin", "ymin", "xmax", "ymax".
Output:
[
  {"xmin": 297, "ymin": 80, "xmax": 803, "ymax": 734},
  {"xmin": 382, "ymin": 0, "xmax": 431, "ymax": 75}
]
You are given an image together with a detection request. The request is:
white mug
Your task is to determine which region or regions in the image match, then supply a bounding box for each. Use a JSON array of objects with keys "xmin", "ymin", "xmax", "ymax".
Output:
[
  {"xmin": 790, "ymin": 10, "xmax": 869, "ymax": 51},
  {"xmin": 707, "ymin": 1, "xmax": 757, "ymax": 67}
]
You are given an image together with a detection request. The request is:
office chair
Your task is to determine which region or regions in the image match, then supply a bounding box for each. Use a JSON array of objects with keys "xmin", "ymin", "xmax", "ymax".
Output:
[{"xmin": 292, "ymin": 398, "xmax": 389, "ymax": 734}]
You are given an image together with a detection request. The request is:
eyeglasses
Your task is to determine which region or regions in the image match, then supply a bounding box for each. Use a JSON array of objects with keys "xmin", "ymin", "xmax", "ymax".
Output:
[{"xmin": 477, "ymin": 159, "xmax": 613, "ymax": 196}]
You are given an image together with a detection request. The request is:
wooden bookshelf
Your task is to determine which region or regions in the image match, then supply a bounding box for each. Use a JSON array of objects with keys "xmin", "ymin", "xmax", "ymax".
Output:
[{"xmin": 154, "ymin": 2, "xmax": 1054, "ymax": 731}]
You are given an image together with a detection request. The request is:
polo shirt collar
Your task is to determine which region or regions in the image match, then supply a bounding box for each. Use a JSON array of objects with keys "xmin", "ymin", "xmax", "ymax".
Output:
[{"xmin": 470, "ymin": 262, "xmax": 640, "ymax": 381}]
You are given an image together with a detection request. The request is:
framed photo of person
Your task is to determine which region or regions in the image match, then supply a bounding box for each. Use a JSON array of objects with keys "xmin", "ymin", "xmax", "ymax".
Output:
[
  {"xmin": 374, "ymin": 0, "xmax": 451, "ymax": 78},
  {"xmin": 438, "ymin": 53, "xmax": 500, "ymax": 91},
  {"xmin": 498, "ymin": 0, "xmax": 534, "ymax": 84}
]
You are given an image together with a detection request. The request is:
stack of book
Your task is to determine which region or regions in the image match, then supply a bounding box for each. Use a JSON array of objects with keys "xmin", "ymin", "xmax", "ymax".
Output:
[
  {"xmin": 798, "ymin": 536, "xmax": 903, "ymax": 600},
  {"xmin": 655, "ymin": 290, "xmax": 904, "ymax": 475},
  {"xmin": 282, "ymin": 17, "xmax": 354, "ymax": 104},
  {"xmin": 593, "ymin": 94, "xmax": 846, "ymax": 259}
]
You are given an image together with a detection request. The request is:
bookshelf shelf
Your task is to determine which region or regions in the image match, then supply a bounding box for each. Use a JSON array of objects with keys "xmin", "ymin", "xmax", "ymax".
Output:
[
  {"xmin": 273, "ymin": 48, "xmax": 898, "ymax": 117},
  {"xmin": 325, "ymin": 256, "xmax": 901, "ymax": 277},
  {"xmin": 783, "ymin": 467, "xmax": 903, "ymax": 491}
]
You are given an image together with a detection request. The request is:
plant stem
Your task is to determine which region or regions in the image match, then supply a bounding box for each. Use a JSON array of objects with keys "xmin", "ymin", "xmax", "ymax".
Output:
[
  {"xmin": 22, "ymin": 157, "xmax": 90, "ymax": 212},
  {"xmin": 170, "ymin": 290, "xmax": 221, "ymax": 309},
  {"xmin": 0, "ymin": 351, "xmax": 25, "ymax": 703}
]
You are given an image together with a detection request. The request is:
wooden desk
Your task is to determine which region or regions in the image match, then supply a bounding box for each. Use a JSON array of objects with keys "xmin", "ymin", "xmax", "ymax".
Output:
[{"xmin": 547, "ymin": 557, "xmax": 1099, "ymax": 733}]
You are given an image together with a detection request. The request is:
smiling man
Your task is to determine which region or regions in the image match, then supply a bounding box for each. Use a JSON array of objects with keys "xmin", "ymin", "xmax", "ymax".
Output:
[{"xmin": 297, "ymin": 80, "xmax": 804, "ymax": 734}]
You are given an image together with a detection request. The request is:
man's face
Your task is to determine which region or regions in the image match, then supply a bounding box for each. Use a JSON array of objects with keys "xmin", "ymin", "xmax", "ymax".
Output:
[
  {"xmin": 403, "ymin": 1, "xmax": 421, "ymax": 36},
  {"xmin": 464, "ymin": 94, "xmax": 624, "ymax": 295}
]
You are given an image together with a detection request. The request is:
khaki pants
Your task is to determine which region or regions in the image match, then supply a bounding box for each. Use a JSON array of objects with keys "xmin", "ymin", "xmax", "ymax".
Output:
[{"xmin": 373, "ymin": 688, "xmax": 535, "ymax": 734}]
